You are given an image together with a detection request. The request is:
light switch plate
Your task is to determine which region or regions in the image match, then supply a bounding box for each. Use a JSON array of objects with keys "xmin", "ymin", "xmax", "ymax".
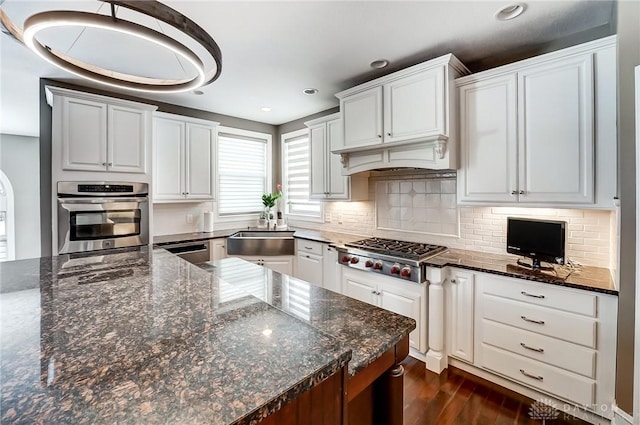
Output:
[
  {"xmin": 186, "ymin": 214, "xmax": 194, "ymax": 224},
  {"xmin": 337, "ymin": 214, "xmax": 343, "ymax": 224},
  {"xmin": 324, "ymin": 213, "xmax": 331, "ymax": 222}
]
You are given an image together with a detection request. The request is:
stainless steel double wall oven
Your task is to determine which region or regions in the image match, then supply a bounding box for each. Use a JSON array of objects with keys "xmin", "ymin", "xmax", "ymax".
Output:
[{"xmin": 57, "ymin": 181, "xmax": 149, "ymax": 254}]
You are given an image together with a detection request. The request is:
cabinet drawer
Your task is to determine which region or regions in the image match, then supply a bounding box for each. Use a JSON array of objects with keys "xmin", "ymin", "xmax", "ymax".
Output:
[
  {"xmin": 479, "ymin": 273, "xmax": 596, "ymax": 317},
  {"xmin": 482, "ymin": 294, "xmax": 596, "ymax": 348},
  {"xmin": 481, "ymin": 344, "xmax": 595, "ymax": 406},
  {"xmin": 296, "ymin": 239, "xmax": 324, "ymax": 255},
  {"xmin": 482, "ymin": 319, "xmax": 596, "ymax": 378}
]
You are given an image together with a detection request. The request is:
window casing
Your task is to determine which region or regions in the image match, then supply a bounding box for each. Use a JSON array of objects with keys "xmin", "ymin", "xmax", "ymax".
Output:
[
  {"xmin": 217, "ymin": 127, "xmax": 272, "ymax": 219},
  {"xmin": 281, "ymin": 129, "xmax": 322, "ymax": 220}
]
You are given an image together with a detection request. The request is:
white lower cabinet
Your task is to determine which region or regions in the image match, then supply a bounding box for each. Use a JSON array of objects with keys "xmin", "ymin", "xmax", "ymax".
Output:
[
  {"xmin": 445, "ymin": 269, "xmax": 475, "ymax": 363},
  {"xmin": 210, "ymin": 239, "xmax": 227, "ymax": 261},
  {"xmin": 342, "ymin": 267, "xmax": 426, "ymax": 352},
  {"xmin": 294, "ymin": 239, "xmax": 324, "ymax": 286},
  {"xmin": 471, "ymin": 271, "xmax": 617, "ymax": 418},
  {"xmin": 322, "ymin": 246, "xmax": 342, "ymax": 293},
  {"xmin": 235, "ymin": 255, "xmax": 293, "ymax": 275}
]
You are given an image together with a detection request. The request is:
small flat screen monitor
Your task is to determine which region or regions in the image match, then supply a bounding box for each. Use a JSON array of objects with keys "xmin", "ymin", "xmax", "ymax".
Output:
[{"xmin": 507, "ymin": 217, "xmax": 566, "ymax": 269}]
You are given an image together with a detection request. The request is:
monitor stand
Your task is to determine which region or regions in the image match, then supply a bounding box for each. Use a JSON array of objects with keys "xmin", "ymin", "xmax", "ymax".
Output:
[{"xmin": 516, "ymin": 258, "xmax": 554, "ymax": 271}]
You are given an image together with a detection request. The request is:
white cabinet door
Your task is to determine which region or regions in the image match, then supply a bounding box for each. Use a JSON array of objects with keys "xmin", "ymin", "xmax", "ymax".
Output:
[
  {"xmin": 108, "ymin": 104, "xmax": 147, "ymax": 173},
  {"xmin": 185, "ymin": 122, "xmax": 214, "ymax": 200},
  {"xmin": 342, "ymin": 268, "xmax": 377, "ymax": 305},
  {"xmin": 384, "ymin": 66, "xmax": 444, "ymax": 144},
  {"xmin": 326, "ymin": 118, "xmax": 348, "ymax": 199},
  {"xmin": 448, "ymin": 269, "xmax": 475, "ymax": 363},
  {"xmin": 379, "ymin": 280, "xmax": 423, "ymax": 351},
  {"xmin": 210, "ymin": 239, "xmax": 227, "ymax": 261},
  {"xmin": 61, "ymin": 96, "xmax": 107, "ymax": 171},
  {"xmin": 309, "ymin": 123, "xmax": 327, "ymax": 197},
  {"xmin": 518, "ymin": 54, "xmax": 594, "ymax": 204},
  {"xmin": 153, "ymin": 118, "xmax": 185, "ymax": 200},
  {"xmin": 341, "ymin": 86, "xmax": 383, "ymax": 149},
  {"xmin": 322, "ymin": 246, "xmax": 342, "ymax": 293},
  {"xmin": 296, "ymin": 251, "xmax": 323, "ymax": 286},
  {"xmin": 263, "ymin": 257, "xmax": 293, "ymax": 275},
  {"xmin": 458, "ymin": 75, "xmax": 518, "ymax": 203}
]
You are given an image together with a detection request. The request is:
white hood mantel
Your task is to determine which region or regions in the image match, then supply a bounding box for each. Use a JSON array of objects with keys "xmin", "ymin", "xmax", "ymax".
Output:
[{"xmin": 332, "ymin": 53, "xmax": 468, "ymax": 175}]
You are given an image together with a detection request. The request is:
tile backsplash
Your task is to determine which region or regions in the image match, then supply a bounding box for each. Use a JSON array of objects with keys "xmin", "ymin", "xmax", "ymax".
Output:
[{"xmin": 292, "ymin": 173, "xmax": 616, "ymax": 269}]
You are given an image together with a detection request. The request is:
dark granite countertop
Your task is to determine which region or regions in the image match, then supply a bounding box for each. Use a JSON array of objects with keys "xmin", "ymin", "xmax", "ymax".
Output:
[
  {"xmin": 0, "ymin": 247, "xmax": 353, "ymax": 425},
  {"xmin": 204, "ymin": 257, "xmax": 415, "ymax": 376},
  {"xmin": 153, "ymin": 228, "xmax": 368, "ymax": 247},
  {"xmin": 153, "ymin": 229, "xmax": 235, "ymax": 245},
  {"xmin": 0, "ymin": 247, "xmax": 414, "ymax": 425},
  {"xmin": 425, "ymin": 249, "xmax": 617, "ymax": 295}
]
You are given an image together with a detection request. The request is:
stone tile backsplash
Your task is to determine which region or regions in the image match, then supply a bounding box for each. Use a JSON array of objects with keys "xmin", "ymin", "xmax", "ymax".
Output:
[{"xmin": 302, "ymin": 174, "xmax": 616, "ymax": 269}]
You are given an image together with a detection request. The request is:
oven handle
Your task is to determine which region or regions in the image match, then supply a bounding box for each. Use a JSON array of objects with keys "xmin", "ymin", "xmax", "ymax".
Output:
[{"xmin": 58, "ymin": 197, "xmax": 148, "ymax": 204}]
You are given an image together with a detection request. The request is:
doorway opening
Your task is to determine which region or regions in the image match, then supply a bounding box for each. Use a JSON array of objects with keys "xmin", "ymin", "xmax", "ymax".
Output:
[{"xmin": 0, "ymin": 170, "xmax": 15, "ymax": 261}]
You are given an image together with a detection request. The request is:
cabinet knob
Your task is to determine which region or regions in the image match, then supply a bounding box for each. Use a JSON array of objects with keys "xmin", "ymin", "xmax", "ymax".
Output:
[
  {"xmin": 101, "ymin": 162, "xmax": 107, "ymax": 166},
  {"xmin": 107, "ymin": 162, "xmax": 113, "ymax": 166},
  {"xmin": 450, "ymin": 279, "xmax": 456, "ymax": 284},
  {"xmin": 186, "ymin": 192, "xmax": 189, "ymax": 195},
  {"xmin": 519, "ymin": 190, "xmax": 525, "ymax": 195},
  {"xmin": 511, "ymin": 190, "xmax": 517, "ymax": 195},
  {"xmin": 371, "ymin": 290, "xmax": 377, "ymax": 294},
  {"xmin": 387, "ymin": 132, "xmax": 391, "ymax": 137},
  {"xmin": 377, "ymin": 134, "xmax": 382, "ymax": 138}
]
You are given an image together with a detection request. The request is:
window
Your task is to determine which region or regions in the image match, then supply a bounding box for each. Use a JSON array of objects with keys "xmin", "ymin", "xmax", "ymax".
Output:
[
  {"xmin": 217, "ymin": 127, "xmax": 271, "ymax": 217},
  {"xmin": 281, "ymin": 129, "xmax": 322, "ymax": 219}
]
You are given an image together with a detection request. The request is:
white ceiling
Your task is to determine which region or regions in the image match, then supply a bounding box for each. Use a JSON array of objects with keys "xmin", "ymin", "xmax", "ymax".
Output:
[{"xmin": 0, "ymin": 0, "xmax": 615, "ymax": 137}]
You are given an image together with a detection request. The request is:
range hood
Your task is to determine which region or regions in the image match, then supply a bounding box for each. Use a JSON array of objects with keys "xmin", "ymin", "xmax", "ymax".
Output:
[{"xmin": 335, "ymin": 137, "xmax": 456, "ymax": 176}]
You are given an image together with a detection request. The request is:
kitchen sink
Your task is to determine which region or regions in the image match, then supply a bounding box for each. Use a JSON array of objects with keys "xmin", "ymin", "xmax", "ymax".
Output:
[{"xmin": 226, "ymin": 230, "xmax": 295, "ymax": 256}]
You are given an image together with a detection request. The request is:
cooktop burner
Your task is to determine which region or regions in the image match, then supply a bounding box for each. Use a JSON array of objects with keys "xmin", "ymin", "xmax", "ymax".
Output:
[{"xmin": 345, "ymin": 237, "xmax": 447, "ymax": 261}]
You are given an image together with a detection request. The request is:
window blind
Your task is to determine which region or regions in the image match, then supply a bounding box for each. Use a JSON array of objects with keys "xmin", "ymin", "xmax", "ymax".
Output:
[
  {"xmin": 282, "ymin": 133, "xmax": 321, "ymax": 217},
  {"xmin": 218, "ymin": 133, "xmax": 267, "ymax": 216}
]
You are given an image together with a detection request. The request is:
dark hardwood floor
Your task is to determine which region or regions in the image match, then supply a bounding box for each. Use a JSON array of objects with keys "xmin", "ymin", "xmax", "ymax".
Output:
[{"xmin": 402, "ymin": 357, "xmax": 591, "ymax": 425}]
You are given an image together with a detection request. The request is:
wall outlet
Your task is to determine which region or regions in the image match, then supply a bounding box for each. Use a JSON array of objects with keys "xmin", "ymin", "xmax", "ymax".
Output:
[
  {"xmin": 324, "ymin": 213, "xmax": 331, "ymax": 222},
  {"xmin": 337, "ymin": 214, "xmax": 343, "ymax": 224},
  {"xmin": 186, "ymin": 214, "xmax": 194, "ymax": 224}
]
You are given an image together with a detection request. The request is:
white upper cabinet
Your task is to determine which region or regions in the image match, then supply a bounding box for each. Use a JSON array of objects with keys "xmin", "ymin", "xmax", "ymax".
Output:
[
  {"xmin": 383, "ymin": 67, "xmax": 444, "ymax": 144},
  {"xmin": 305, "ymin": 113, "xmax": 368, "ymax": 201},
  {"xmin": 457, "ymin": 36, "xmax": 616, "ymax": 208},
  {"xmin": 517, "ymin": 55, "xmax": 594, "ymax": 204},
  {"xmin": 334, "ymin": 54, "xmax": 469, "ymax": 174},
  {"xmin": 153, "ymin": 112, "xmax": 218, "ymax": 202},
  {"xmin": 47, "ymin": 86, "xmax": 155, "ymax": 174}
]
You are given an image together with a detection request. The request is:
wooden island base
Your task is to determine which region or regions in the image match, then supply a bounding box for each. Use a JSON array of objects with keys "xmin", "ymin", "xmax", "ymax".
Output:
[{"xmin": 261, "ymin": 336, "xmax": 410, "ymax": 425}]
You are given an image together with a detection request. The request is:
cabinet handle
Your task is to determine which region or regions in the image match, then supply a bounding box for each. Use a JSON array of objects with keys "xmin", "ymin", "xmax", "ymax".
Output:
[
  {"xmin": 521, "ymin": 315, "xmax": 545, "ymax": 325},
  {"xmin": 107, "ymin": 162, "xmax": 113, "ymax": 166},
  {"xmin": 521, "ymin": 291, "xmax": 545, "ymax": 299},
  {"xmin": 377, "ymin": 134, "xmax": 382, "ymax": 138},
  {"xmin": 305, "ymin": 246, "xmax": 313, "ymax": 249},
  {"xmin": 372, "ymin": 290, "xmax": 377, "ymax": 294},
  {"xmin": 101, "ymin": 162, "xmax": 107, "ymax": 166},
  {"xmin": 511, "ymin": 190, "xmax": 517, "ymax": 195},
  {"xmin": 520, "ymin": 342, "xmax": 544, "ymax": 353},
  {"xmin": 519, "ymin": 190, "xmax": 525, "ymax": 195},
  {"xmin": 305, "ymin": 255, "xmax": 310, "ymax": 258},
  {"xmin": 450, "ymin": 279, "xmax": 456, "ymax": 284},
  {"xmin": 519, "ymin": 369, "xmax": 543, "ymax": 381}
]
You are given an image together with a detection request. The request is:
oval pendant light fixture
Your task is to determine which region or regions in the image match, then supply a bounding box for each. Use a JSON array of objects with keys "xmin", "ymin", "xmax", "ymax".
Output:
[{"xmin": 0, "ymin": 0, "xmax": 222, "ymax": 94}]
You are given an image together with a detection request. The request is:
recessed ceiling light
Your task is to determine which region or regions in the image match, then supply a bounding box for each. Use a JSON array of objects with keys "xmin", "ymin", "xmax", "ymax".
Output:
[
  {"xmin": 303, "ymin": 88, "xmax": 318, "ymax": 95},
  {"xmin": 370, "ymin": 59, "xmax": 389, "ymax": 69},
  {"xmin": 495, "ymin": 3, "xmax": 526, "ymax": 20},
  {"xmin": 260, "ymin": 107, "xmax": 271, "ymax": 112},
  {"xmin": 191, "ymin": 90, "xmax": 204, "ymax": 95}
]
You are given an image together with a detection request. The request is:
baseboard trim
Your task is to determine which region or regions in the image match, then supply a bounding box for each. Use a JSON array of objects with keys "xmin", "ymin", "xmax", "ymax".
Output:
[{"xmin": 612, "ymin": 405, "xmax": 633, "ymax": 425}]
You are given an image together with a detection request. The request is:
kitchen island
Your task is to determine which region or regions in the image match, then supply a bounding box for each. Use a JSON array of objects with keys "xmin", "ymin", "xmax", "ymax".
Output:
[{"xmin": 0, "ymin": 247, "xmax": 414, "ymax": 425}]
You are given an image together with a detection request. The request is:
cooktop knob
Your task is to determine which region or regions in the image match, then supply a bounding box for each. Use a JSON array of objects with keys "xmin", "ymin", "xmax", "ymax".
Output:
[
  {"xmin": 341, "ymin": 255, "xmax": 350, "ymax": 263},
  {"xmin": 365, "ymin": 260, "xmax": 374, "ymax": 268},
  {"xmin": 373, "ymin": 261, "xmax": 383, "ymax": 270},
  {"xmin": 400, "ymin": 266, "xmax": 411, "ymax": 277},
  {"xmin": 350, "ymin": 257, "xmax": 359, "ymax": 264},
  {"xmin": 390, "ymin": 264, "xmax": 401, "ymax": 274}
]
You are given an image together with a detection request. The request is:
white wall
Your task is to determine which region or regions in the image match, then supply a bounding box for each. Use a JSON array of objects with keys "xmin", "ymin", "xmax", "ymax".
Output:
[{"xmin": 0, "ymin": 134, "xmax": 40, "ymax": 260}]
